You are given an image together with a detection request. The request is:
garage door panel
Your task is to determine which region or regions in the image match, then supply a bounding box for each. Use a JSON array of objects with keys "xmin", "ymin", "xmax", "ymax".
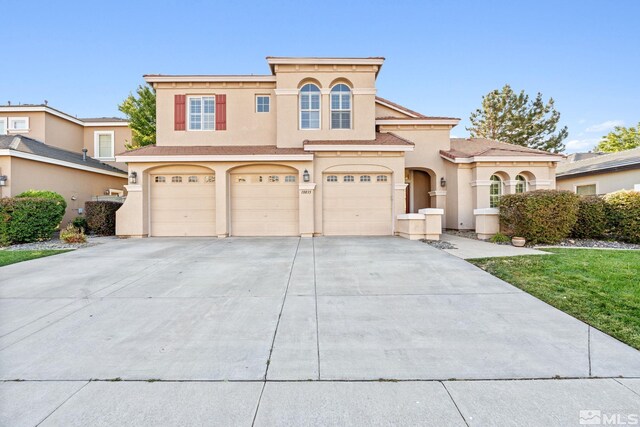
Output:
[
  {"xmin": 323, "ymin": 173, "xmax": 392, "ymax": 236},
  {"xmin": 150, "ymin": 174, "xmax": 216, "ymax": 237},
  {"xmin": 231, "ymin": 174, "xmax": 299, "ymax": 236}
]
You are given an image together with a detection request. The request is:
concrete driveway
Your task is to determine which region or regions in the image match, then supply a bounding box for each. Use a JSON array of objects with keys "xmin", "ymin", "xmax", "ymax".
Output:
[{"xmin": 1, "ymin": 237, "xmax": 639, "ymax": 426}]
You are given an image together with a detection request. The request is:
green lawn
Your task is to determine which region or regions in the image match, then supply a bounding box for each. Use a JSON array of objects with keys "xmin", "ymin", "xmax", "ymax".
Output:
[
  {"xmin": 0, "ymin": 250, "xmax": 71, "ymax": 267},
  {"xmin": 469, "ymin": 248, "xmax": 640, "ymax": 350}
]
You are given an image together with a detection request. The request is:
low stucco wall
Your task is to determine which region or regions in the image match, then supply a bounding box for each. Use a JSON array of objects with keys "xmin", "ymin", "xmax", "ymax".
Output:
[{"xmin": 2, "ymin": 156, "xmax": 127, "ymax": 225}]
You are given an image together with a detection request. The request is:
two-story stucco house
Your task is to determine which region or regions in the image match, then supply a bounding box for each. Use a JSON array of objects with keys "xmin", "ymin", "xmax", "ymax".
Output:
[
  {"xmin": 0, "ymin": 104, "xmax": 130, "ymax": 223},
  {"xmin": 115, "ymin": 57, "xmax": 562, "ymax": 238}
]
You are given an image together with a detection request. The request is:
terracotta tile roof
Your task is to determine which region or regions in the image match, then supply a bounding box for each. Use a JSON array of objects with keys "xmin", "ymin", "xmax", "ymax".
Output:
[
  {"xmin": 117, "ymin": 145, "xmax": 307, "ymax": 156},
  {"xmin": 441, "ymin": 138, "xmax": 563, "ymax": 160},
  {"xmin": 556, "ymin": 147, "xmax": 640, "ymax": 178},
  {"xmin": 375, "ymin": 96, "xmax": 460, "ymax": 121},
  {"xmin": 303, "ymin": 132, "xmax": 414, "ymax": 146}
]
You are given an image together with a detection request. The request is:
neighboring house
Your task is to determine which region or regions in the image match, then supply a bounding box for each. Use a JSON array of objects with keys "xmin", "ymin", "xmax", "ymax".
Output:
[
  {"xmin": 0, "ymin": 104, "xmax": 130, "ymax": 224},
  {"xmin": 556, "ymin": 147, "xmax": 640, "ymax": 195},
  {"xmin": 115, "ymin": 56, "xmax": 562, "ymax": 238}
]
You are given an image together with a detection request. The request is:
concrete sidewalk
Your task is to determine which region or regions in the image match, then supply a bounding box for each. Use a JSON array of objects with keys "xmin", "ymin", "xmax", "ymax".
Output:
[{"xmin": 441, "ymin": 233, "xmax": 549, "ymax": 259}]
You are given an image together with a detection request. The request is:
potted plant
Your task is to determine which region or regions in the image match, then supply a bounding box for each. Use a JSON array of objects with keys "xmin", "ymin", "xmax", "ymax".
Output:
[{"xmin": 512, "ymin": 236, "xmax": 526, "ymax": 247}]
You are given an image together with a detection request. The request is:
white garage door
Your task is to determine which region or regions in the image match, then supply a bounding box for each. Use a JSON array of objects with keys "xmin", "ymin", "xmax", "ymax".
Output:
[
  {"xmin": 323, "ymin": 173, "xmax": 392, "ymax": 236},
  {"xmin": 150, "ymin": 173, "xmax": 216, "ymax": 236},
  {"xmin": 231, "ymin": 172, "xmax": 299, "ymax": 236}
]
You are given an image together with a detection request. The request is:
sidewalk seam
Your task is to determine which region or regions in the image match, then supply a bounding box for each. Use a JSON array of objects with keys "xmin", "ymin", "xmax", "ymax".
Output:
[{"xmin": 440, "ymin": 381, "xmax": 470, "ymax": 427}]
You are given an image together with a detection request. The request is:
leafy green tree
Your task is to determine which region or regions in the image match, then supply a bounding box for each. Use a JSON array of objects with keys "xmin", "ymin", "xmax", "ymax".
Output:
[
  {"xmin": 118, "ymin": 85, "xmax": 156, "ymax": 149},
  {"xmin": 467, "ymin": 84, "xmax": 568, "ymax": 153},
  {"xmin": 594, "ymin": 122, "xmax": 640, "ymax": 153}
]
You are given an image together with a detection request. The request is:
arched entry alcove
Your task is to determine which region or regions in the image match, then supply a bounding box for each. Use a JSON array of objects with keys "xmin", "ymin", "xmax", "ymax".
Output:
[{"xmin": 405, "ymin": 168, "xmax": 435, "ymax": 213}]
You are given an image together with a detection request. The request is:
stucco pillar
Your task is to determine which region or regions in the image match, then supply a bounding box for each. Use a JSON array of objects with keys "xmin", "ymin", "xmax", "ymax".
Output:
[
  {"xmin": 116, "ymin": 184, "xmax": 146, "ymax": 237},
  {"xmin": 419, "ymin": 208, "xmax": 444, "ymax": 240},
  {"xmin": 530, "ymin": 179, "xmax": 552, "ymax": 191},
  {"xmin": 474, "ymin": 208, "xmax": 500, "ymax": 240},
  {"xmin": 298, "ymin": 183, "xmax": 316, "ymax": 237},
  {"xmin": 429, "ymin": 190, "xmax": 447, "ymax": 227},
  {"xmin": 394, "ymin": 183, "xmax": 408, "ymax": 232},
  {"xmin": 214, "ymin": 165, "xmax": 228, "ymax": 238},
  {"xmin": 505, "ymin": 180, "xmax": 517, "ymax": 195},
  {"xmin": 472, "ymin": 180, "xmax": 492, "ymax": 209}
]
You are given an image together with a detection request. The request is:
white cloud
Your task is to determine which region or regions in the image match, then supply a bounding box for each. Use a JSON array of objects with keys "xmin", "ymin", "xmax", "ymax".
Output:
[
  {"xmin": 565, "ymin": 138, "xmax": 599, "ymax": 153},
  {"xmin": 586, "ymin": 120, "xmax": 624, "ymax": 133}
]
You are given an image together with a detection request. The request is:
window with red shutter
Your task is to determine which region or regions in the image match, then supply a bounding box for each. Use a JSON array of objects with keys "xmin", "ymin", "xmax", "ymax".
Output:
[
  {"xmin": 174, "ymin": 95, "xmax": 186, "ymax": 131},
  {"xmin": 215, "ymin": 94, "xmax": 226, "ymax": 130}
]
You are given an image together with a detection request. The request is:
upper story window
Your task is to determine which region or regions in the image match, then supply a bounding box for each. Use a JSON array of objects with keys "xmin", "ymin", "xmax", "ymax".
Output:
[
  {"xmin": 8, "ymin": 117, "xmax": 29, "ymax": 133},
  {"xmin": 490, "ymin": 175, "xmax": 503, "ymax": 208},
  {"xmin": 330, "ymin": 84, "xmax": 351, "ymax": 129},
  {"xmin": 94, "ymin": 131, "xmax": 115, "ymax": 159},
  {"xmin": 515, "ymin": 175, "xmax": 527, "ymax": 193},
  {"xmin": 0, "ymin": 118, "xmax": 6, "ymax": 135},
  {"xmin": 300, "ymin": 84, "xmax": 321, "ymax": 129},
  {"xmin": 256, "ymin": 95, "xmax": 270, "ymax": 113},
  {"xmin": 188, "ymin": 96, "xmax": 215, "ymax": 131}
]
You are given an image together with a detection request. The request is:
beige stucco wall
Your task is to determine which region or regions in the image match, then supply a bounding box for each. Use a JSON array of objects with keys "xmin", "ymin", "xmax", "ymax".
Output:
[
  {"xmin": 274, "ymin": 65, "xmax": 377, "ymax": 147},
  {"xmin": 1, "ymin": 111, "xmax": 47, "ymax": 142},
  {"xmin": 154, "ymin": 83, "xmax": 278, "ymax": 147},
  {"xmin": 556, "ymin": 169, "xmax": 640, "ymax": 194},
  {"xmin": 375, "ymin": 103, "xmax": 409, "ymax": 118},
  {"xmin": 44, "ymin": 113, "xmax": 84, "ymax": 152},
  {"xmin": 1, "ymin": 156, "xmax": 127, "ymax": 225}
]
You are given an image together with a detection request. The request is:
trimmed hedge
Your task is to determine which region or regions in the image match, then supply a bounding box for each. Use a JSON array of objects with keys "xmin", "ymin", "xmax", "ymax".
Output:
[
  {"xmin": 499, "ymin": 190, "xmax": 580, "ymax": 244},
  {"xmin": 85, "ymin": 201, "xmax": 122, "ymax": 236},
  {"xmin": 0, "ymin": 197, "xmax": 66, "ymax": 245},
  {"xmin": 16, "ymin": 190, "xmax": 67, "ymax": 221},
  {"xmin": 604, "ymin": 190, "xmax": 640, "ymax": 243},
  {"xmin": 572, "ymin": 195, "xmax": 607, "ymax": 239}
]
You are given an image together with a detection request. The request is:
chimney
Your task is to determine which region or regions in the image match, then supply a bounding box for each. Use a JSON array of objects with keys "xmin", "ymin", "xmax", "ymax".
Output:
[
  {"xmin": 44, "ymin": 100, "xmax": 48, "ymax": 106},
  {"xmin": 82, "ymin": 148, "xmax": 88, "ymax": 161},
  {"xmin": 7, "ymin": 101, "xmax": 10, "ymax": 106}
]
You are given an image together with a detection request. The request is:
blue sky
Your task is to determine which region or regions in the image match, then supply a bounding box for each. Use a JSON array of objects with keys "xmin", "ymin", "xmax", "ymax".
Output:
[{"xmin": 2, "ymin": 0, "xmax": 638, "ymax": 152}]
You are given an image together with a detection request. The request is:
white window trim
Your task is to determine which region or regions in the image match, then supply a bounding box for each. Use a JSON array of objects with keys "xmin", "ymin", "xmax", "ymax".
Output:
[
  {"xmin": 187, "ymin": 96, "xmax": 216, "ymax": 131},
  {"xmin": 7, "ymin": 116, "xmax": 29, "ymax": 133},
  {"xmin": 0, "ymin": 117, "xmax": 6, "ymax": 135},
  {"xmin": 299, "ymin": 85, "xmax": 321, "ymax": 130},
  {"xmin": 574, "ymin": 182, "xmax": 599, "ymax": 195},
  {"xmin": 330, "ymin": 84, "xmax": 352, "ymax": 130},
  {"xmin": 256, "ymin": 95, "xmax": 270, "ymax": 113},
  {"xmin": 94, "ymin": 130, "xmax": 115, "ymax": 160}
]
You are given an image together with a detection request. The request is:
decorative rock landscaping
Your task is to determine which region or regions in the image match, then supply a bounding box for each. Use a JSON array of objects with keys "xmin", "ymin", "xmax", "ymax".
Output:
[{"xmin": 1, "ymin": 236, "xmax": 115, "ymax": 252}]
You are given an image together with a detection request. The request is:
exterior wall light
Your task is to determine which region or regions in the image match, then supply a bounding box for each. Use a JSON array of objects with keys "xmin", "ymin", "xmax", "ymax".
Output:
[
  {"xmin": 440, "ymin": 177, "xmax": 446, "ymax": 188},
  {"xmin": 129, "ymin": 171, "xmax": 137, "ymax": 184},
  {"xmin": 0, "ymin": 175, "xmax": 7, "ymax": 186},
  {"xmin": 303, "ymin": 169, "xmax": 310, "ymax": 182}
]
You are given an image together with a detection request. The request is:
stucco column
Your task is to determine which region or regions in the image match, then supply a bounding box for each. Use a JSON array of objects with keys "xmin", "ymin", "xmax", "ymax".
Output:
[
  {"xmin": 505, "ymin": 180, "xmax": 517, "ymax": 195},
  {"xmin": 116, "ymin": 184, "xmax": 146, "ymax": 237},
  {"xmin": 394, "ymin": 183, "xmax": 408, "ymax": 233},
  {"xmin": 298, "ymin": 183, "xmax": 316, "ymax": 237},
  {"xmin": 214, "ymin": 165, "xmax": 229, "ymax": 238},
  {"xmin": 429, "ymin": 190, "xmax": 447, "ymax": 227},
  {"xmin": 472, "ymin": 180, "xmax": 492, "ymax": 209},
  {"xmin": 530, "ymin": 179, "xmax": 552, "ymax": 191}
]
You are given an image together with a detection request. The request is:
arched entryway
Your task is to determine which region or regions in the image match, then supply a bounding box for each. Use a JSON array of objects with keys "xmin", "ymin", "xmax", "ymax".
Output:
[
  {"xmin": 229, "ymin": 164, "xmax": 300, "ymax": 236},
  {"xmin": 405, "ymin": 168, "xmax": 434, "ymax": 213}
]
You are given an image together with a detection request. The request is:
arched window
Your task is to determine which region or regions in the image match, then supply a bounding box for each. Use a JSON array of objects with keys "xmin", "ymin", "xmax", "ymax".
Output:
[
  {"xmin": 490, "ymin": 175, "xmax": 503, "ymax": 208},
  {"xmin": 330, "ymin": 84, "xmax": 351, "ymax": 129},
  {"xmin": 300, "ymin": 84, "xmax": 321, "ymax": 129},
  {"xmin": 515, "ymin": 175, "xmax": 527, "ymax": 193}
]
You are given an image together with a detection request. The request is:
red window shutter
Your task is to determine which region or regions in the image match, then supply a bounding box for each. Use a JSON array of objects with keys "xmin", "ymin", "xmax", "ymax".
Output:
[
  {"xmin": 216, "ymin": 94, "xmax": 227, "ymax": 130},
  {"xmin": 174, "ymin": 95, "xmax": 186, "ymax": 131}
]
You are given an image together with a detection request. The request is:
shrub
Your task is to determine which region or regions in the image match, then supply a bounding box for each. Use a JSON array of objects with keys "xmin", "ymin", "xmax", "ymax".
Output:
[
  {"xmin": 489, "ymin": 232, "xmax": 511, "ymax": 244},
  {"xmin": 85, "ymin": 201, "xmax": 122, "ymax": 236},
  {"xmin": 72, "ymin": 216, "xmax": 88, "ymax": 231},
  {"xmin": 0, "ymin": 197, "xmax": 66, "ymax": 245},
  {"xmin": 60, "ymin": 224, "xmax": 87, "ymax": 244},
  {"xmin": 571, "ymin": 195, "xmax": 608, "ymax": 239},
  {"xmin": 604, "ymin": 190, "xmax": 640, "ymax": 243},
  {"xmin": 499, "ymin": 190, "xmax": 580, "ymax": 244},
  {"xmin": 16, "ymin": 190, "xmax": 66, "ymax": 221}
]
